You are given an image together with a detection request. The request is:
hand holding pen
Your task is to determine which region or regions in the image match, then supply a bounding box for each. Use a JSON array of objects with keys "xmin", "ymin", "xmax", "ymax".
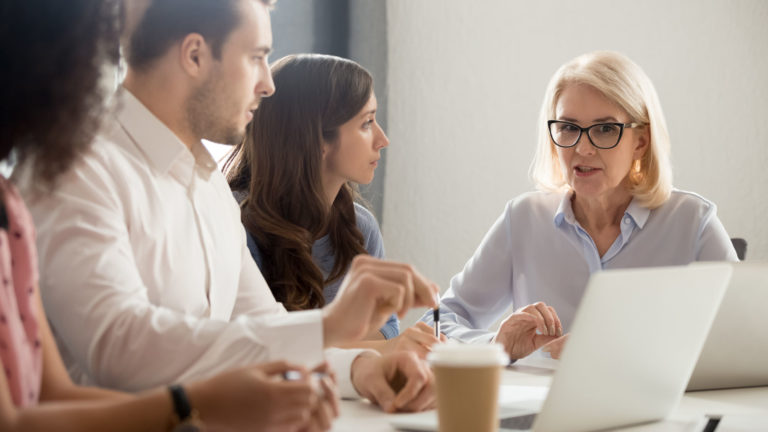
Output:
[
  {"xmin": 383, "ymin": 312, "xmax": 446, "ymax": 360},
  {"xmin": 281, "ymin": 362, "xmax": 339, "ymax": 430}
]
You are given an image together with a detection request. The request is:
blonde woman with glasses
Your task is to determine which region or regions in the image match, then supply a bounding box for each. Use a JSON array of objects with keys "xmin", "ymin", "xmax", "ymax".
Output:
[{"xmin": 421, "ymin": 51, "xmax": 738, "ymax": 361}]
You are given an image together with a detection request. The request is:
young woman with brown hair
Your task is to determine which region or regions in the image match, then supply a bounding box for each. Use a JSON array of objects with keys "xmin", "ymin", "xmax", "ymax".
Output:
[{"xmin": 226, "ymin": 54, "xmax": 442, "ymax": 357}]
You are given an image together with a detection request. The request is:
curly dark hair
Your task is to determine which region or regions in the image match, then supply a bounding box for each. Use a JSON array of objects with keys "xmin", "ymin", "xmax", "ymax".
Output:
[{"xmin": 0, "ymin": 0, "xmax": 122, "ymax": 188}]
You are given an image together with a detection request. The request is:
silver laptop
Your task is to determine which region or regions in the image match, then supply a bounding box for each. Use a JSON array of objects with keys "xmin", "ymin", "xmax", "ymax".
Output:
[
  {"xmin": 687, "ymin": 262, "xmax": 768, "ymax": 391},
  {"xmin": 390, "ymin": 263, "xmax": 733, "ymax": 432}
]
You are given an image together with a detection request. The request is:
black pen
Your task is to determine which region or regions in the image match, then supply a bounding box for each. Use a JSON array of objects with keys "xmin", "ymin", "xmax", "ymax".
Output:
[{"xmin": 433, "ymin": 308, "xmax": 440, "ymax": 338}]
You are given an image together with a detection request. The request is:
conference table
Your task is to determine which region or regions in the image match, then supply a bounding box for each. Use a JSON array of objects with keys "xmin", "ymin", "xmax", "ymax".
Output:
[{"xmin": 332, "ymin": 357, "xmax": 768, "ymax": 431}]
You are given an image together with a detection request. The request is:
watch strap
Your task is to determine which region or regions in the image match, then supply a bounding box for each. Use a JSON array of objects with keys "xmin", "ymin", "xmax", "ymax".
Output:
[{"xmin": 168, "ymin": 384, "xmax": 193, "ymax": 422}]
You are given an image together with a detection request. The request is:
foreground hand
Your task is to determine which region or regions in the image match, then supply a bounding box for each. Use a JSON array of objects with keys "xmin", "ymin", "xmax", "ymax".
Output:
[
  {"xmin": 323, "ymin": 256, "xmax": 439, "ymax": 346},
  {"xmin": 541, "ymin": 334, "xmax": 569, "ymax": 360},
  {"xmin": 492, "ymin": 302, "xmax": 563, "ymax": 360},
  {"xmin": 351, "ymin": 351, "xmax": 435, "ymax": 413},
  {"xmin": 189, "ymin": 361, "xmax": 318, "ymax": 432},
  {"xmin": 299, "ymin": 362, "xmax": 340, "ymax": 432},
  {"xmin": 384, "ymin": 322, "xmax": 446, "ymax": 359}
]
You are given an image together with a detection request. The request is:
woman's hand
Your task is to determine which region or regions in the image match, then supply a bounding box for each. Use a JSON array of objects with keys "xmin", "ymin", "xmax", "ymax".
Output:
[
  {"xmin": 492, "ymin": 302, "xmax": 563, "ymax": 360},
  {"xmin": 384, "ymin": 322, "xmax": 446, "ymax": 359},
  {"xmin": 297, "ymin": 362, "xmax": 339, "ymax": 432},
  {"xmin": 189, "ymin": 360, "xmax": 339, "ymax": 432},
  {"xmin": 541, "ymin": 334, "xmax": 569, "ymax": 359},
  {"xmin": 322, "ymin": 256, "xmax": 439, "ymax": 346}
]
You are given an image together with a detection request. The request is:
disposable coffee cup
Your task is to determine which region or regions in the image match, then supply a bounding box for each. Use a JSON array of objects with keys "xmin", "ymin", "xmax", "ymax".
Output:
[{"xmin": 427, "ymin": 343, "xmax": 509, "ymax": 432}]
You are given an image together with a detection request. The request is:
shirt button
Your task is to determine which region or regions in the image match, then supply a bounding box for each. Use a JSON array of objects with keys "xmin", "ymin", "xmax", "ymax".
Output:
[{"xmin": 623, "ymin": 217, "xmax": 631, "ymax": 225}]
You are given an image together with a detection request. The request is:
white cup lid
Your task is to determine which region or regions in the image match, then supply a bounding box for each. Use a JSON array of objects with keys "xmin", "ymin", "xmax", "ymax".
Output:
[{"xmin": 427, "ymin": 342, "xmax": 509, "ymax": 366}]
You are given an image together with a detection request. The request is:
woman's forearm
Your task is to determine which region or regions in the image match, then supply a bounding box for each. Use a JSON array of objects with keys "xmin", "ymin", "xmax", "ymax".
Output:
[
  {"xmin": 3, "ymin": 389, "xmax": 173, "ymax": 432},
  {"xmin": 41, "ymin": 383, "xmax": 129, "ymax": 404}
]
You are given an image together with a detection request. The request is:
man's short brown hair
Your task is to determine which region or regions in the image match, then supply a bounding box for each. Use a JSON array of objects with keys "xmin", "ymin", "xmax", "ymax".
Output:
[{"xmin": 127, "ymin": 0, "xmax": 274, "ymax": 70}]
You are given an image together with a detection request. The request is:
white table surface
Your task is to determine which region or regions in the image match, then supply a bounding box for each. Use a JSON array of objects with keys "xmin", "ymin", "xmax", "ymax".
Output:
[{"xmin": 332, "ymin": 357, "xmax": 768, "ymax": 431}]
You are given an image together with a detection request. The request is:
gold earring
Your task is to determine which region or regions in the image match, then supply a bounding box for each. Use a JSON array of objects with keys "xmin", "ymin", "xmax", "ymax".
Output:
[{"xmin": 631, "ymin": 159, "xmax": 643, "ymax": 184}]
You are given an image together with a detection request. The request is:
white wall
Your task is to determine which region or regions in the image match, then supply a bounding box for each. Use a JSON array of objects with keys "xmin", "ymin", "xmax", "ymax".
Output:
[
  {"xmin": 349, "ymin": 0, "xmax": 390, "ymax": 219},
  {"xmin": 382, "ymin": 0, "xmax": 768, "ymax": 327}
]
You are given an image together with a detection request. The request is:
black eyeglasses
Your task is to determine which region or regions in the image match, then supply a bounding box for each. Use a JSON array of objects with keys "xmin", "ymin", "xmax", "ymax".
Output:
[{"xmin": 547, "ymin": 120, "xmax": 644, "ymax": 150}]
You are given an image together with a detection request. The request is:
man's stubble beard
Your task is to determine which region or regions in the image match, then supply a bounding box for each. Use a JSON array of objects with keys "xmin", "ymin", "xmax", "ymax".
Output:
[{"xmin": 187, "ymin": 73, "xmax": 245, "ymax": 146}]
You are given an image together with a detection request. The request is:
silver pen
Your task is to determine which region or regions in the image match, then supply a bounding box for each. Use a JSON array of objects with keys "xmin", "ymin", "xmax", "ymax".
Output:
[{"xmin": 283, "ymin": 370, "xmax": 329, "ymax": 398}]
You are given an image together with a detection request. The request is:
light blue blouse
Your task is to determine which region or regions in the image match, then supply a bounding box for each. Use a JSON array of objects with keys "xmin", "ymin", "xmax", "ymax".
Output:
[{"xmin": 421, "ymin": 189, "xmax": 738, "ymax": 343}]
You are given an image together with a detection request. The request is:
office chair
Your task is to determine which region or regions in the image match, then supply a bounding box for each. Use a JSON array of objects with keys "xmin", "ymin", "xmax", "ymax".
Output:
[{"xmin": 731, "ymin": 238, "xmax": 747, "ymax": 261}]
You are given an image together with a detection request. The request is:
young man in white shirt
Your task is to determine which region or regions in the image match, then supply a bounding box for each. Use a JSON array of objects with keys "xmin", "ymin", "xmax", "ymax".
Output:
[{"xmin": 18, "ymin": 0, "xmax": 437, "ymax": 415}]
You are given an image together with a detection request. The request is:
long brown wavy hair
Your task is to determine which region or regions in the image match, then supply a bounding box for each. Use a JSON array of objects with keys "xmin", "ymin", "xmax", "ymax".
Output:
[{"xmin": 225, "ymin": 54, "xmax": 373, "ymax": 311}]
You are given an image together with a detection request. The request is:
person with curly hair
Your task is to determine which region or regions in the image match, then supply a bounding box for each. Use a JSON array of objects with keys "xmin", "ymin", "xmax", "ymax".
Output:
[{"xmin": 0, "ymin": 1, "xmax": 342, "ymax": 431}]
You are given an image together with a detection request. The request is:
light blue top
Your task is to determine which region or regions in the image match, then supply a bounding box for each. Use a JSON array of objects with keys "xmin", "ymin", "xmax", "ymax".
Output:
[
  {"xmin": 421, "ymin": 189, "xmax": 738, "ymax": 343},
  {"xmin": 245, "ymin": 202, "xmax": 400, "ymax": 339}
]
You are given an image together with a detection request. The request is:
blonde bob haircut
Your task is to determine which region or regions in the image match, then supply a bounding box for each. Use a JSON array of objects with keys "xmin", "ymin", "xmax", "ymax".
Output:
[{"xmin": 529, "ymin": 51, "xmax": 673, "ymax": 209}]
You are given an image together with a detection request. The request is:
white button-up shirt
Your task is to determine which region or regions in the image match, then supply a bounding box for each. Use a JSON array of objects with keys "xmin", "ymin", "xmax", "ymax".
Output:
[
  {"xmin": 422, "ymin": 190, "xmax": 739, "ymax": 344},
  {"xmin": 18, "ymin": 89, "xmax": 364, "ymax": 395}
]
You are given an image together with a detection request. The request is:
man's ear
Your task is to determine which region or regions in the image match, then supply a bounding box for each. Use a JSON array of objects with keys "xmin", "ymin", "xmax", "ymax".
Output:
[{"xmin": 178, "ymin": 33, "xmax": 210, "ymax": 78}]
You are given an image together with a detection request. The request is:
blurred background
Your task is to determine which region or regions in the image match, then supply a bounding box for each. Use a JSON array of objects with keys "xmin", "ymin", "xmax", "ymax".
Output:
[{"xmin": 209, "ymin": 0, "xmax": 768, "ymax": 327}]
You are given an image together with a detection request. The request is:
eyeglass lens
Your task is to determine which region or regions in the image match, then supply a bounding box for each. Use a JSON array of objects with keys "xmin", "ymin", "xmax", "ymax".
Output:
[{"xmin": 550, "ymin": 122, "xmax": 622, "ymax": 149}]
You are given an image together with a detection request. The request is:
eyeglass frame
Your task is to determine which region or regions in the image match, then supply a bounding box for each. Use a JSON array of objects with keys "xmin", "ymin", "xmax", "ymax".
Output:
[{"xmin": 547, "ymin": 120, "xmax": 645, "ymax": 150}]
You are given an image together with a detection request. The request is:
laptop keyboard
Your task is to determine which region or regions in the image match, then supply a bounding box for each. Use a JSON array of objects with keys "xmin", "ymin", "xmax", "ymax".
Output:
[{"xmin": 500, "ymin": 413, "xmax": 537, "ymax": 430}]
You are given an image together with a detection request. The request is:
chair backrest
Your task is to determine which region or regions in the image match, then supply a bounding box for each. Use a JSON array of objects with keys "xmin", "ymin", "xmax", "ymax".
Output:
[{"xmin": 731, "ymin": 238, "xmax": 747, "ymax": 261}]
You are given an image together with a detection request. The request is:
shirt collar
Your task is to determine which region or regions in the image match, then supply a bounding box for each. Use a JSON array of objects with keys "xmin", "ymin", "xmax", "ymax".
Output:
[
  {"xmin": 624, "ymin": 197, "xmax": 650, "ymax": 229},
  {"xmin": 553, "ymin": 190, "xmax": 650, "ymax": 230},
  {"xmin": 114, "ymin": 88, "xmax": 218, "ymax": 179},
  {"xmin": 553, "ymin": 189, "xmax": 576, "ymax": 227}
]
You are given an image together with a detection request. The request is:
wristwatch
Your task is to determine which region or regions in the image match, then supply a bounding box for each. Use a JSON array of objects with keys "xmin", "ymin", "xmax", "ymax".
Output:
[{"xmin": 168, "ymin": 385, "xmax": 205, "ymax": 432}]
